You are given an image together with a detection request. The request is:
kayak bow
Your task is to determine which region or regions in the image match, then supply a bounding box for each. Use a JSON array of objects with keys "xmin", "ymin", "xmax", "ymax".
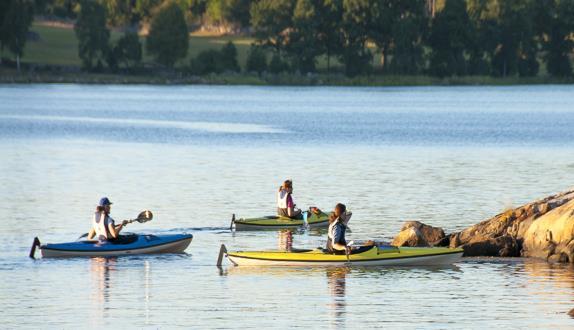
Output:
[
  {"xmin": 30, "ymin": 233, "xmax": 193, "ymax": 258},
  {"xmin": 222, "ymin": 245, "xmax": 463, "ymax": 266}
]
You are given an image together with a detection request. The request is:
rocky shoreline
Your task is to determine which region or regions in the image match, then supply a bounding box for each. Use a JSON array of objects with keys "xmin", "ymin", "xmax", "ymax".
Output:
[{"xmin": 392, "ymin": 188, "xmax": 574, "ymax": 263}]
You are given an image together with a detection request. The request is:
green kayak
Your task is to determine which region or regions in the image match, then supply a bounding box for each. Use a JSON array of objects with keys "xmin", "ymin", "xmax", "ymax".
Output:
[{"xmin": 231, "ymin": 211, "xmax": 329, "ymax": 231}]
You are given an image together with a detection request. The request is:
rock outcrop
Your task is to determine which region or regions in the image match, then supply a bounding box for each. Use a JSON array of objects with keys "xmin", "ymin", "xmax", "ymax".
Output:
[
  {"xmin": 401, "ymin": 221, "xmax": 445, "ymax": 245},
  {"xmin": 391, "ymin": 227, "xmax": 429, "ymax": 247},
  {"xmin": 392, "ymin": 188, "xmax": 574, "ymax": 262}
]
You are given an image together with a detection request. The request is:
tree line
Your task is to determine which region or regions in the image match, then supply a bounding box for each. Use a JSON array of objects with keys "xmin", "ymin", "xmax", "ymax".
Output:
[{"xmin": 2, "ymin": 0, "xmax": 574, "ymax": 77}]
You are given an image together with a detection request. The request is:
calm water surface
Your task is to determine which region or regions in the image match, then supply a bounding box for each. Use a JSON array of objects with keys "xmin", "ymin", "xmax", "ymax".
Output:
[{"xmin": 1, "ymin": 85, "xmax": 574, "ymax": 328}]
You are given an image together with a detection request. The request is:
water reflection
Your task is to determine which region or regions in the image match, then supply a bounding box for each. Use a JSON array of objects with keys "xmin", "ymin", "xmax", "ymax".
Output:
[
  {"xmin": 326, "ymin": 267, "xmax": 350, "ymax": 328},
  {"xmin": 88, "ymin": 257, "xmax": 153, "ymax": 326},
  {"xmin": 89, "ymin": 257, "xmax": 117, "ymax": 327},
  {"xmin": 278, "ymin": 230, "xmax": 293, "ymax": 251}
]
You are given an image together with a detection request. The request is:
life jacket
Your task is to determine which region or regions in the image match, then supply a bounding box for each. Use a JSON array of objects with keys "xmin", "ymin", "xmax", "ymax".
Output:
[
  {"xmin": 93, "ymin": 211, "xmax": 113, "ymax": 240},
  {"xmin": 276, "ymin": 189, "xmax": 290, "ymax": 209},
  {"xmin": 327, "ymin": 218, "xmax": 347, "ymax": 252}
]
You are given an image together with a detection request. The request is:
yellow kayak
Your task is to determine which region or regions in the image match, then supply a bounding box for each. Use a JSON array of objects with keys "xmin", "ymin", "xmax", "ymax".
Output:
[{"xmin": 221, "ymin": 245, "xmax": 464, "ymax": 266}]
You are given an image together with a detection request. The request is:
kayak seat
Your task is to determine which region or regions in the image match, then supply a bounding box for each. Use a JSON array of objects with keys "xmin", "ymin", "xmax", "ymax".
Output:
[
  {"xmin": 109, "ymin": 234, "xmax": 139, "ymax": 245},
  {"xmin": 321, "ymin": 245, "xmax": 376, "ymax": 255}
]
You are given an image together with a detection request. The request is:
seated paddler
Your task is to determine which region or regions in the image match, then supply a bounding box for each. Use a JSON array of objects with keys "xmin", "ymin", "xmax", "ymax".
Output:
[
  {"xmin": 277, "ymin": 180, "xmax": 303, "ymax": 219},
  {"xmin": 326, "ymin": 203, "xmax": 355, "ymax": 254},
  {"xmin": 87, "ymin": 197, "xmax": 126, "ymax": 241}
]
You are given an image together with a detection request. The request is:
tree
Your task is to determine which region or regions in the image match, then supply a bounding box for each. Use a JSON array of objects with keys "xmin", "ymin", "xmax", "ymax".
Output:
[
  {"xmin": 535, "ymin": 0, "xmax": 574, "ymax": 77},
  {"xmin": 490, "ymin": 0, "xmax": 538, "ymax": 77},
  {"xmin": 369, "ymin": 0, "xmax": 397, "ymax": 72},
  {"xmin": 339, "ymin": 0, "xmax": 372, "ymax": 77},
  {"xmin": 428, "ymin": 0, "xmax": 472, "ymax": 77},
  {"xmin": 269, "ymin": 52, "xmax": 289, "ymax": 74},
  {"xmin": 250, "ymin": 0, "xmax": 295, "ymax": 55},
  {"xmin": 146, "ymin": 1, "xmax": 189, "ymax": 68},
  {"xmin": 388, "ymin": 0, "xmax": 426, "ymax": 75},
  {"xmin": 74, "ymin": 0, "xmax": 110, "ymax": 71},
  {"xmin": 245, "ymin": 45, "xmax": 267, "ymax": 74},
  {"xmin": 316, "ymin": 0, "xmax": 343, "ymax": 74},
  {"xmin": 219, "ymin": 41, "xmax": 240, "ymax": 72},
  {"xmin": 115, "ymin": 31, "xmax": 143, "ymax": 69},
  {"xmin": 206, "ymin": 0, "xmax": 251, "ymax": 28},
  {"xmin": 1, "ymin": 0, "xmax": 34, "ymax": 72},
  {"xmin": 134, "ymin": 0, "xmax": 163, "ymax": 22},
  {"xmin": 101, "ymin": 0, "xmax": 134, "ymax": 26},
  {"xmin": 288, "ymin": 0, "xmax": 321, "ymax": 73},
  {"xmin": 190, "ymin": 49, "xmax": 221, "ymax": 74}
]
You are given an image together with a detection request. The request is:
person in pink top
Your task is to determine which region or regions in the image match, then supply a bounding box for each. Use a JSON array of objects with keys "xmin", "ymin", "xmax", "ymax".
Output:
[{"xmin": 276, "ymin": 180, "xmax": 302, "ymax": 219}]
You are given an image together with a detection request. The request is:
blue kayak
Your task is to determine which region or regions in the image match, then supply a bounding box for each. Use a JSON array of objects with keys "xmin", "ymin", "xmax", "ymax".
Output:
[{"xmin": 31, "ymin": 233, "xmax": 193, "ymax": 258}]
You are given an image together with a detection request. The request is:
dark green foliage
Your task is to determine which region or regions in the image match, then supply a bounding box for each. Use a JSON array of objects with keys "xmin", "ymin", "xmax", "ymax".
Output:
[
  {"xmin": 102, "ymin": 0, "xmax": 135, "ymax": 26},
  {"xmin": 339, "ymin": 0, "xmax": 372, "ymax": 77},
  {"xmin": 536, "ymin": 0, "xmax": 574, "ymax": 77},
  {"xmin": 74, "ymin": 0, "xmax": 110, "ymax": 71},
  {"xmin": 268, "ymin": 53, "xmax": 289, "ymax": 74},
  {"xmin": 388, "ymin": 0, "xmax": 426, "ymax": 75},
  {"xmin": 206, "ymin": 0, "xmax": 251, "ymax": 28},
  {"xmin": 245, "ymin": 45, "xmax": 267, "ymax": 74},
  {"xmin": 135, "ymin": 0, "xmax": 163, "ymax": 20},
  {"xmin": 489, "ymin": 0, "xmax": 536, "ymax": 77},
  {"xmin": 428, "ymin": 0, "xmax": 472, "ymax": 77},
  {"xmin": 287, "ymin": 0, "xmax": 320, "ymax": 73},
  {"xmin": 250, "ymin": 0, "xmax": 295, "ymax": 53},
  {"xmin": 190, "ymin": 49, "xmax": 221, "ymax": 74},
  {"xmin": 1, "ymin": 0, "xmax": 34, "ymax": 70},
  {"xmin": 115, "ymin": 31, "xmax": 143, "ymax": 69},
  {"xmin": 220, "ymin": 41, "xmax": 240, "ymax": 72},
  {"xmin": 189, "ymin": 41, "xmax": 240, "ymax": 74},
  {"xmin": 146, "ymin": 1, "xmax": 189, "ymax": 68}
]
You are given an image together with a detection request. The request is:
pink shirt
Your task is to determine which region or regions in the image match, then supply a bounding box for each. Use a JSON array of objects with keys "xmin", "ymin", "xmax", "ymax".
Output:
[{"xmin": 286, "ymin": 194, "xmax": 294, "ymax": 209}]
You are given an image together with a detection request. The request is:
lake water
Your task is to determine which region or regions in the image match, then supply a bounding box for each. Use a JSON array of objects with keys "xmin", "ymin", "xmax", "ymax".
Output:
[{"xmin": 1, "ymin": 84, "xmax": 574, "ymax": 328}]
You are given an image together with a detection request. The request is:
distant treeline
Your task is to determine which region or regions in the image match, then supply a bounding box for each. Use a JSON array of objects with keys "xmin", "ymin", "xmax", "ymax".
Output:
[{"xmin": 2, "ymin": 0, "xmax": 574, "ymax": 78}]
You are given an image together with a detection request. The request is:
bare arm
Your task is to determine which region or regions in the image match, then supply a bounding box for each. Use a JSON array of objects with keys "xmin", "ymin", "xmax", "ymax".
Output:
[
  {"xmin": 108, "ymin": 223, "xmax": 123, "ymax": 238},
  {"xmin": 87, "ymin": 228, "xmax": 96, "ymax": 240}
]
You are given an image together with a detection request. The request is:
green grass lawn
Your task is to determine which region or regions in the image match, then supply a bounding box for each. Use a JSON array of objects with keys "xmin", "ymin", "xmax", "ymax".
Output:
[{"xmin": 13, "ymin": 23, "xmax": 255, "ymax": 68}]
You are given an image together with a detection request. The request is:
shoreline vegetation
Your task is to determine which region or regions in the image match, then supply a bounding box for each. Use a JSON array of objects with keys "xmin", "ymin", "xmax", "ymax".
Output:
[
  {"xmin": 1, "ymin": 0, "xmax": 573, "ymax": 87},
  {"xmin": 3, "ymin": 68, "xmax": 574, "ymax": 86}
]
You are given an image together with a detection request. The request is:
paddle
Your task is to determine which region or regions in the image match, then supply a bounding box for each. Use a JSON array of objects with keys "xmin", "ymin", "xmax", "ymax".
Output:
[
  {"xmin": 302, "ymin": 211, "xmax": 309, "ymax": 228},
  {"xmin": 229, "ymin": 214, "xmax": 236, "ymax": 231},
  {"xmin": 345, "ymin": 240, "xmax": 354, "ymax": 263},
  {"xmin": 78, "ymin": 210, "xmax": 154, "ymax": 239}
]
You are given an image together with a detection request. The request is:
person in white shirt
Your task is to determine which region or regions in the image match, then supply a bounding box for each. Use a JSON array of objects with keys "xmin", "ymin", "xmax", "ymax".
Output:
[
  {"xmin": 87, "ymin": 197, "xmax": 125, "ymax": 241},
  {"xmin": 277, "ymin": 180, "xmax": 302, "ymax": 219}
]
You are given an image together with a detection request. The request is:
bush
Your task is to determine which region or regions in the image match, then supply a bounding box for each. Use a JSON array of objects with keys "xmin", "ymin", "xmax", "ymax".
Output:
[
  {"xmin": 189, "ymin": 41, "xmax": 241, "ymax": 75},
  {"xmin": 190, "ymin": 49, "xmax": 221, "ymax": 75},
  {"xmin": 116, "ymin": 32, "xmax": 142, "ymax": 69},
  {"xmin": 146, "ymin": 1, "xmax": 189, "ymax": 68},
  {"xmin": 245, "ymin": 45, "xmax": 267, "ymax": 75},
  {"xmin": 269, "ymin": 53, "xmax": 289, "ymax": 74},
  {"xmin": 219, "ymin": 41, "xmax": 240, "ymax": 73}
]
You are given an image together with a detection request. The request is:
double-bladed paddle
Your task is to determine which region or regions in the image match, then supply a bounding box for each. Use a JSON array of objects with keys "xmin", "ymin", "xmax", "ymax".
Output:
[{"xmin": 78, "ymin": 210, "xmax": 154, "ymax": 239}]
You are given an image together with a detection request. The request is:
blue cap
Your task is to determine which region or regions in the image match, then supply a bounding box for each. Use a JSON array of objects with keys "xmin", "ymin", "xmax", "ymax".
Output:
[{"xmin": 98, "ymin": 197, "xmax": 113, "ymax": 206}]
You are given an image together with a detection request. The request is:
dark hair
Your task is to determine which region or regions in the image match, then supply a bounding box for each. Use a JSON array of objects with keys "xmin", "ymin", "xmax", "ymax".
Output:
[
  {"xmin": 335, "ymin": 203, "xmax": 346, "ymax": 214},
  {"xmin": 279, "ymin": 179, "xmax": 293, "ymax": 191}
]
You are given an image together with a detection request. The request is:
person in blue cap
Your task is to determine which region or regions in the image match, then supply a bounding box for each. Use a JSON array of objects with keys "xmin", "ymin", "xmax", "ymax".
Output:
[{"xmin": 87, "ymin": 197, "xmax": 125, "ymax": 241}]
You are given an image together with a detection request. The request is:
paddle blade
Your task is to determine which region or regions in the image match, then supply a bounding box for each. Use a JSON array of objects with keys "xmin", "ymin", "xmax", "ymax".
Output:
[{"xmin": 136, "ymin": 210, "xmax": 153, "ymax": 223}]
